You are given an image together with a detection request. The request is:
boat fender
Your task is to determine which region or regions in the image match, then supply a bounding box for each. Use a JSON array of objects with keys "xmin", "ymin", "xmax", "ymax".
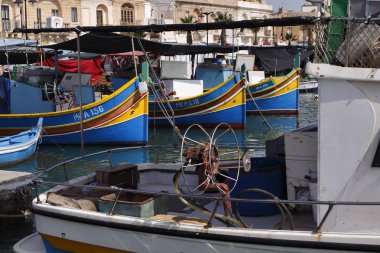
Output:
[
  {"xmin": 138, "ymin": 81, "xmax": 148, "ymax": 94},
  {"xmin": 243, "ymin": 153, "xmax": 251, "ymax": 172}
]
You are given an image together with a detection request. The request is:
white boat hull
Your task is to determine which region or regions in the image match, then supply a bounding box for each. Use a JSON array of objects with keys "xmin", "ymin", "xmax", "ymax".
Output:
[
  {"xmin": 31, "ymin": 211, "xmax": 380, "ymax": 253},
  {"xmin": 28, "ymin": 200, "xmax": 380, "ymax": 253}
]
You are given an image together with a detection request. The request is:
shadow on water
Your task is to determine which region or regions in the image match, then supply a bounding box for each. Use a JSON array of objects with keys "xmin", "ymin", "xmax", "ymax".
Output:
[
  {"xmin": 0, "ymin": 93, "xmax": 318, "ymax": 252},
  {"xmin": 0, "ymin": 217, "xmax": 33, "ymax": 253}
]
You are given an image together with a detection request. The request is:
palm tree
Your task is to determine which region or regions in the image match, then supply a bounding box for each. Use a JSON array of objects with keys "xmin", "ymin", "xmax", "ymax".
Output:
[
  {"xmin": 214, "ymin": 11, "xmax": 233, "ymax": 46},
  {"xmin": 251, "ymin": 27, "xmax": 260, "ymax": 45},
  {"xmin": 285, "ymin": 33, "xmax": 297, "ymax": 46},
  {"xmin": 180, "ymin": 15, "xmax": 195, "ymax": 45}
]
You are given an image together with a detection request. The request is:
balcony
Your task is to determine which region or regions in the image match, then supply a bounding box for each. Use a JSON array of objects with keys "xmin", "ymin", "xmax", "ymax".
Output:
[
  {"xmin": 148, "ymin": 18, "xmax": 163, "ymax": 25},
  {"xmin": 2, "ymin": 20, "xmax": 12, "ymax": 32},
  {"xmin": 34, "ymin": 21, "xmax": 70, "ymax": 29},
  {"xmin": 96, "ymin": 23, "xmax": 111, "ymax": 27},
  {"xmin": 120, "ymin": 20, "xmax": 134, "ymax": 26}
]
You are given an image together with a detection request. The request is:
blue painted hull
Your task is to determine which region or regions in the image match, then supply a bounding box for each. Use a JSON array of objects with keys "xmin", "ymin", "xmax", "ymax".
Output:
[
  {"xmin": 247, "ymin": 69, "xmax": 300, "ymax": 114},
  {"xmin": 247, "ymin": 89, "xmax": 299, "ymax": 113},
  {"xmin": 149, "ymin": 74, "xmax": 246, "ymax": 128},
  {"xmin": 0, "ymin": 118, "xmax": 42, "ymax": 166},
  {"xmin": 0, "ymin": 78, "xmax": 149, "ymax": 145},
  {"xmin": 42, "ymin": 114, "xmax": 148, "ymax": 145},
  {"xmin": 0, "ymin": 141, "xmax": 38, "ymax": 165},
  {"xmin": 149, "ymin": 103, "xmax": 246, "ymax": 127}
]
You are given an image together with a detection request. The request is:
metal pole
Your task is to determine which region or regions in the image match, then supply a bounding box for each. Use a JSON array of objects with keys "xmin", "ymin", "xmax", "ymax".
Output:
[
  {"xmin": 131, "ymin": 37, "xmax": 138, "ymax": 77},
  {"xmin": 206, "ymin": 14, "xmax": 209, "ymax": 46},
  {"xmin": 75, "ymin": 29, "xmax": 84, "ymax": 155},
  {"xmin": 24, "ymin": 0, "xmax": 28, "ymax": 39},
  {"xmin": 54, "ymin": 49, "xmax": 59, "ymax": 81},
  {"xmin": 345, "ymin": 2, "xmax": 351, "ymax": 67}
]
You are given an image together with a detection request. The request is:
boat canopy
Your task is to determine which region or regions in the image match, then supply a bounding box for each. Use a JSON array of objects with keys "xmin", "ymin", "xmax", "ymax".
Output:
[
  {"xmin": 42, "ymin": 32, "xmax": 246, "ymax": 55},
  {"xmin": 17, "ymin": 16, "xmax": 317, "ymax": 34},
  {"xmin": 0, "ymin": 38, "xmax": 55, "ymax": 65},
  {"xmin": 255, "ymin": 47, "xmax": 314, "ymax": 72},
  {"xmin": 42, "ymin": 32, "xmax": 313, "ymax": 71}
]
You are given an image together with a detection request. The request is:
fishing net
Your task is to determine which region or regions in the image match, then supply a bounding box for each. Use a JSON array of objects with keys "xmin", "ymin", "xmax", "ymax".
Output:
[{"xmin": 314, "ymin": 18, "xmax": 380, "ymax": 68}]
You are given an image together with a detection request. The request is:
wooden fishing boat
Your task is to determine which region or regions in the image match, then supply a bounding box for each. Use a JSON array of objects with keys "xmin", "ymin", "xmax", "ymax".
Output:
[
  {"xmin": 149, "ymin": 73, "xmax": 246, "ymax": 128},
  {"xmin": 246, "ymin": 68, "xmax": 300, "ymax": 114},
  {"xmin": 0, "ymin": 76, "xmax": 149, "ymax": 145},
  {"xmin": 0, "ymin": 117, "xmax": 43, "ymax": 166}
]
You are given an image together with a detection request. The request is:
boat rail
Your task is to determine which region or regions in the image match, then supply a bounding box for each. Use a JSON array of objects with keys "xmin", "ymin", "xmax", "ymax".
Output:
[
  {"xmin": 32, "ymin": 177, "xmax": 380, "ymax": 232},
  {"xmin": 30, "ymin": 145, "xmax": 380, "ymax": 233}
]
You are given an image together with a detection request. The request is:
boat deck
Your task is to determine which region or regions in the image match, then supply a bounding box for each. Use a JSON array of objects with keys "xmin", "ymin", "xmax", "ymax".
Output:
[{"xmin": 50, "ymin": 178, "xmax": 316, "ymax": 232}]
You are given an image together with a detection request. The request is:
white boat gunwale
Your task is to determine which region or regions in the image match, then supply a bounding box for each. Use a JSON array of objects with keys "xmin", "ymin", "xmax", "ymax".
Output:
[{"xmin": 32, "ymin": 200, "xmax": 380, "ymax": 252}]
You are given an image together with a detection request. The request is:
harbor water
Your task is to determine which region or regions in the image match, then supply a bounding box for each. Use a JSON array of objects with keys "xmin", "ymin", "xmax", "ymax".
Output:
[{"xmin": 0, "ymin": 93, "xmax": 318, "ymax": 253}]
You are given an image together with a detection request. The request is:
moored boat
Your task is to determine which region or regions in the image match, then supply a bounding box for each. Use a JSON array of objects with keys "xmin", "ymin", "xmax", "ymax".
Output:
[
  {"xmin": 0, "ymin": 76, "xmax": 149, "ymax": 145},
  {"xmin": 0, "ymin": 117, "xmax": 43, "ymax": 166},
  {"xmin": 246, "ymin": 68, "xmax": 300, "ymax": 114},
  {"xmin": 149, "ymin": 73, "xmax": 246, "ymax": 128},
  {"xmin": 299, "ymin": 78, "xmax": 318, "ymax": 93}
]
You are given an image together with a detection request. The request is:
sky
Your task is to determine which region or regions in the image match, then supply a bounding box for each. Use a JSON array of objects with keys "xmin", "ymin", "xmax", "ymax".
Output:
[{"xmin": 266, "ymin": 0, "xmax": 308, "ymax": 12}]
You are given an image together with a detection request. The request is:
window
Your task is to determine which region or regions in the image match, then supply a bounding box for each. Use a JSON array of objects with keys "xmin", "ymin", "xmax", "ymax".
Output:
[
  {"xmin": 71, "ymin": 7, "xmax": 78, "ymax": 22},
  {"xmin": 121, "ymin": 4, "xmax": 133, "ymax": 25},
  {"xmin": 121, "ymin": 9, "xmax": 133, "ymax": 23},
  {"xmin": 51, "ymin": 9, "xmax": 58, "ymax": 16},
  {"xmin": 287, "ymin": 27, "xmax": 293, "ymax": 35},
  {"xmin": 36, "ymin": 8, "xmax": 42, "ymax": 28},
  {"xmin": 96, "ymin": 10, "xmax": 103, "ymax": 26},
  {"xmin": 1, "ymin": 5, "xmax": 10, "ymax": 31}
]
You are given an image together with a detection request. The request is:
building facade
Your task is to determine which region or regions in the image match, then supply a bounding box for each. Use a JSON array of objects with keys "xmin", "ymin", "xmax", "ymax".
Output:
[
  {"xmin": 171, "ymin": 0, "xmax": 273, "ymax": 45},
  {"xmin": 271, "ymin": 4, "xmax": 319, "ymax": 46},
  {"xmin": 0, "ymin": 0, "xmax": 147, "ymax": 42},
  {"xmin": 0, "ymin": 0, "xmax": 273, "ymax": 45}
]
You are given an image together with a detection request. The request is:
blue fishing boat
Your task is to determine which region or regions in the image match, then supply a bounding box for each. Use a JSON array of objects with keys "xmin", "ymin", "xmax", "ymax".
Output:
[
  {"xmin": 0, "ymin": 75, "xmax": 149, "ymax": 145},
  {"xmin": 246, "ymin": 69, "xmax": 300, "ymax": 114},
  {"xmin": 0, "ymin": 118, "xmax": 43, "ymax": 166},
  {"xmin": 149, "ymin": 73, "xmax": 246, "ymax": 128}
]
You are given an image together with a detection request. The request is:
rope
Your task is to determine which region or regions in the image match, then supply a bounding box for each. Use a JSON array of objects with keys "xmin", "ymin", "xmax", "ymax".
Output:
[
  {"xmin": 3, "ymin": 39, "xmax": 10, "ymax": 79},
  {"xmin": 173, "ymin": 169, "xmax": 245, "ymax": 228},
  {"xmin": 24, "ymin": 38, "xmax": 29, "ymax": 65},
  {"xmin": 42, "ymin": 128, "xmax": 65, "ymax": 152},
  {"xmin": 246, "ymin": 80, "xmax": 272, "ymax": 129},
  {"xmin": 19, "ymin": 184, "xmax": 32, "ymax": 199},
  {"xmin": 136, "ymin": 37, "xmax": 184, "ymax": 141}
]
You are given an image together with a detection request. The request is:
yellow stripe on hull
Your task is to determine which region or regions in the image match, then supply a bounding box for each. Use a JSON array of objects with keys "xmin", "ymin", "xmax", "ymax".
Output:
[
  {"xmin": 101, "ymin": 93, "xmax": 149, "ymax": 128},
  {"xmin": 207, "ymin": 87, "xmax": 246, "ymax": 114},
  {"xmin": 262, "ymin": 75, "xmax": 299, "ymax": 99},
  {"xmin": 40, "ymin": 233, "xmax": 135, "ymax": 253}
]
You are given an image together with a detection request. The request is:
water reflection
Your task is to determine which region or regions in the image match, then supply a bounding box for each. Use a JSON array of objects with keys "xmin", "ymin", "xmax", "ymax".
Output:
[{"xmin": 3, "ymin": 94, "xmax": 318, "ymax": 175}]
